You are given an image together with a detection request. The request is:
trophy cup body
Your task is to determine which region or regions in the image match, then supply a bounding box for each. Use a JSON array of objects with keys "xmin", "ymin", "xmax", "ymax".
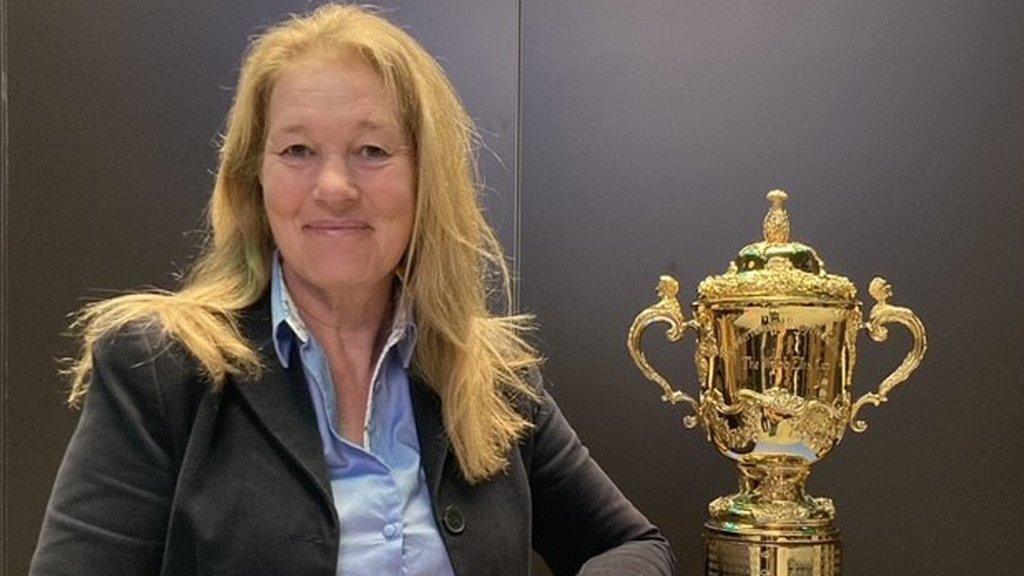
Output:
[{"xmin": 628, "ymin": 191, "xmax": 926, "ymax": 576}]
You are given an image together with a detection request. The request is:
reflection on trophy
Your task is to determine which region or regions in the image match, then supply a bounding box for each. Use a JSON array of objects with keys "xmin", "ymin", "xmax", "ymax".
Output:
[{"xmin": 628, "ymin": 190, "xmax": 927, "ymax": 576}]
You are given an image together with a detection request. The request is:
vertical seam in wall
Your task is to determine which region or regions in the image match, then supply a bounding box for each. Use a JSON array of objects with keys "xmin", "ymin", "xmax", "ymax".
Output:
[
  {"xmin": 513, "ymin": 0, "xmax": 523, "ymax": 313},
  {"xmin": 0, "ymin": 0, "xmax": 9, "ymax": 569}
]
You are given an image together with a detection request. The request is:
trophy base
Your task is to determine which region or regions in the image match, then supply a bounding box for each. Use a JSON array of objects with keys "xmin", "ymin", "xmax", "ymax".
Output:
[{"xmin": 704, "ymin": 523, "xmax": 841, "ymax": 576}]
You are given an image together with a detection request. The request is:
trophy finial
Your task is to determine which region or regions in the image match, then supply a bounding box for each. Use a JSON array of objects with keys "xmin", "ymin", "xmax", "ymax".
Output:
[{"xmin": 764, "ymin": 189, "xmax": 790, "ymax": 244}]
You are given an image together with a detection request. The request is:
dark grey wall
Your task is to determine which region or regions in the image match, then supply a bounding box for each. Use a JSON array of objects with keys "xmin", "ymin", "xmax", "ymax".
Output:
[
  {"xmin": 3, "ymin": 2, "xmax": 520, "ymax": 575},
  {"xmin": 520, "ymin": 2, "xmax": 1022, "ymax": 576},
  {"xmin": 4, "ymin": 2, "xmax": 1023, "ymax": 576}
]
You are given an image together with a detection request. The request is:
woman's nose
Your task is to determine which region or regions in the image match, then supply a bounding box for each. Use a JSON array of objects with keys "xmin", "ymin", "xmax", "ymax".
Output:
[{"xmin": 312, "ymin": 156, "xmax": 359, "ymax": 203}]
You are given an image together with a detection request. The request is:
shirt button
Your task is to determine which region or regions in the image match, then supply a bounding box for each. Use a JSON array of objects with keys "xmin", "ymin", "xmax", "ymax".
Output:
[{"xmin": 383, "ymin": 524, "xmax": 398, "ymax": 539}]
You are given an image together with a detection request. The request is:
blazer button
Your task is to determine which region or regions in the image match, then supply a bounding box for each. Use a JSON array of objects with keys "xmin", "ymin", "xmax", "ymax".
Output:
[{"xmin": 442, "ymin": 505, "xmax": 465, "ymax": 535}]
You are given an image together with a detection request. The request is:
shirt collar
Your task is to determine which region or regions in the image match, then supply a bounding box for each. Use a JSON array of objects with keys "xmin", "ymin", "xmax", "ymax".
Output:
[{"xmin": 270, "ymin": 252, "xmax": 417, "ymax": 369}]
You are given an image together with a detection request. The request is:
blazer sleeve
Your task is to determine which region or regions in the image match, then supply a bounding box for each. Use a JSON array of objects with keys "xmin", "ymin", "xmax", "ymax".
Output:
[
  {"xmin": 30, "ymin": 327, "xmax": 187, "ymax": 576},
  {"xmin": 527, "ymin": 383, "xmax": 676, "ymax": 576}
]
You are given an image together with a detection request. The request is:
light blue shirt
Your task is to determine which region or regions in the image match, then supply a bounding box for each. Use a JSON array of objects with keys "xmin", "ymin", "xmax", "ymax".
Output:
[{"xmin": 270, "ymin": 256, "xmax": 456, "ymax": 576}]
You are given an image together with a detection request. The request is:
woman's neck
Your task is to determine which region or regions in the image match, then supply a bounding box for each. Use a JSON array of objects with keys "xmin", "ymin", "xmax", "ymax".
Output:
[
  {"xmin": 281, "ymin": 265, "xmax": 394, "ymax": 355},
  {"xmin": 280, "ymin": 265, "xmax": 397, "ymax": 446}
]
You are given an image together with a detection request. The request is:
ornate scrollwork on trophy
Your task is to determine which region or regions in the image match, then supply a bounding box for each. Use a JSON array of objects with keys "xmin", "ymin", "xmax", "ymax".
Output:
[
  {"xmin": 848, "ymin": 277, "xmax": 928, "ymax": 433},
  {"xmin": 697, "ymin": 259, "xmax": 858, "ymax": 302},
  {"xmin": 699, "ymin": 388, "xmax": 848, "ymax": 460},
  {"xmin": 693, "ymin": 307, "xmax": 718, "ymax": 387}
]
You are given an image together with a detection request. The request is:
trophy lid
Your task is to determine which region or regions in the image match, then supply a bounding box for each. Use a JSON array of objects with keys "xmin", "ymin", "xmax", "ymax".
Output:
[{"xmin": 697, "ymin": 190, "xmax": 857, "ymax": 303}]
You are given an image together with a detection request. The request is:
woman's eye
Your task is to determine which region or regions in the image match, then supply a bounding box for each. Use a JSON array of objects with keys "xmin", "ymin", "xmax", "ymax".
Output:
[
  {"xmin": 359, "ymin": 145, "xmax": 391, "ymax": 160},
  {"xmin": 279, "ymin": 144, "xmax": 314, "ymax": 158}
]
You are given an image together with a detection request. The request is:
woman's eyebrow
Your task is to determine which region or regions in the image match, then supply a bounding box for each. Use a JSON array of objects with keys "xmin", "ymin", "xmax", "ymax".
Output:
[{"xmin": 269, "ymin": 119, "xmax": 399, "ymax": 137}]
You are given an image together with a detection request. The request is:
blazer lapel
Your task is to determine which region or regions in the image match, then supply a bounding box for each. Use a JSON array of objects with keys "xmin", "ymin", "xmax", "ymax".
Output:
[
  {"xmin": 230, "ymin": 297, "xmax": 449, "ymax": 517},
  {"xmin": 409, "ymin": 376, "xmax": 450, "ymax": 498},
  {"xmin": 232, "ymin": 296, "xmax": 335, "ymax": 516}
]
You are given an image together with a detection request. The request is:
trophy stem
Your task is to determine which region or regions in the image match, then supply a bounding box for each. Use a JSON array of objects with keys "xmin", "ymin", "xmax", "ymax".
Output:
[
  {"xmin": 709, "ymin": 454, "xmax": 835, "ymax": 529},
  {"xmin": 704, "ymin": 454, "xmax": 841, "ymax": 575}
]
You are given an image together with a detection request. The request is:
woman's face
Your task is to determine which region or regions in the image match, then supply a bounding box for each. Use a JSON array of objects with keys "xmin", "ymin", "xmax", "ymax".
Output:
[{"xmin": 260, "ymin": 53, "xmax": 416, "ymax": 301}]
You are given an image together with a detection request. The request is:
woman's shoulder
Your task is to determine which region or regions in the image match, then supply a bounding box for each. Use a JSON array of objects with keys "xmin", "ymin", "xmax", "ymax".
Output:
[
  {"xmin": 88, "ymin": 293, "xmax": 270, "ymax": 400},
  {"xmin": 507, "ymin": 365, "xmax": 548, "ymax": 425},
  {"xmin": 88, "ymin": 318, "xmax": 212, "ymax": 423},
  {"xmin": 92, "ymin": 318, "xmax": 199, "ymax": 381}
]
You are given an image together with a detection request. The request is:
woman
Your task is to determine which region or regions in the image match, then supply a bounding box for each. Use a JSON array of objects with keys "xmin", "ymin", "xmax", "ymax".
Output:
[{"xmin": 30, "ymin": 5, "xmax": 675, "ymax": 576}]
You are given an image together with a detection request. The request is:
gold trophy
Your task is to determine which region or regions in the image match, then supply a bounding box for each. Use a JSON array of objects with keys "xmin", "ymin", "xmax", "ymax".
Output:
[{"xmin": 627, "ymin": 190, "xmax": 926, "ymax": 575}]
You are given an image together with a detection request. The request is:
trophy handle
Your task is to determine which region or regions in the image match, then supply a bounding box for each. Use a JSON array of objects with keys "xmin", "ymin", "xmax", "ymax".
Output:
[
  {"xmin": 627, "ymin": 275, "xmax": 702, "ymax": 428},
  {"xmin": 849, "ymin": 277, "xmax": 928, "ymax": 433}
]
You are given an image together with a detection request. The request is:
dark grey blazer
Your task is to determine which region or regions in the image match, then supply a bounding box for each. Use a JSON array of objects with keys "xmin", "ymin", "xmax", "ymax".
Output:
[{"xmin": 30, "ymin": 297, "xmax": 675, "ymax": 576}]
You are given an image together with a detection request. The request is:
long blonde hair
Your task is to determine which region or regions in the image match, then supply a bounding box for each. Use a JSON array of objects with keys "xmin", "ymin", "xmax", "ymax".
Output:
[{"xmin": 67, "ymin": 3, "xmax": 540, "ymax": 483}]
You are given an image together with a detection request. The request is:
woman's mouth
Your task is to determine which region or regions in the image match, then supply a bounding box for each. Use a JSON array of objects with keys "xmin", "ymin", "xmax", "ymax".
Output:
[{"xmin": 303, "ymin": 219, "xmax": 372, "ymax": 237}]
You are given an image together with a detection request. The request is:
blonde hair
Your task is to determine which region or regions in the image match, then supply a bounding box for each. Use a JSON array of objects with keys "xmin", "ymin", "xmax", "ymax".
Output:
[{"xmin": 67, "ymin": 3, "xmax": 540, "ymax": 483}]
